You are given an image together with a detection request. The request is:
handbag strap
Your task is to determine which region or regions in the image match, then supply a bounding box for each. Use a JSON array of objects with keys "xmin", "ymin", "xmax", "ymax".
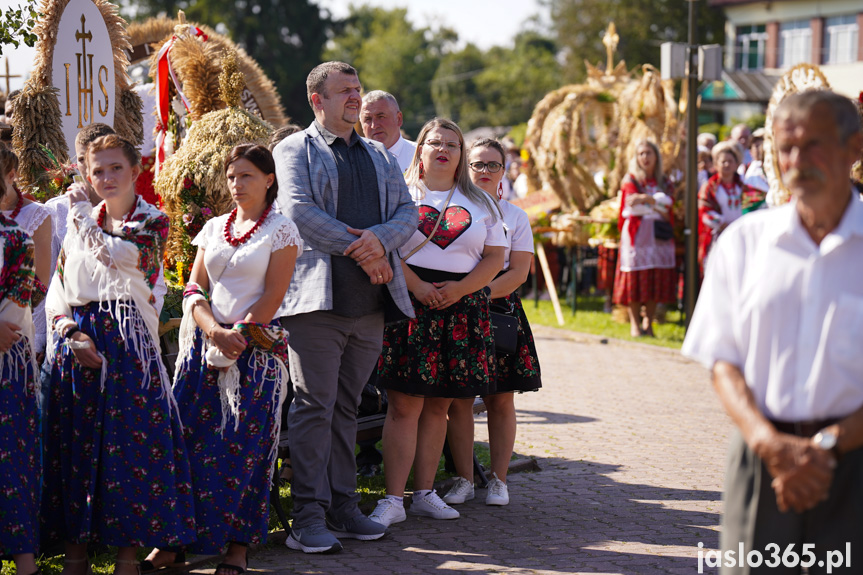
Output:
[{"xmin": 401, "ymin": 184, "xmax": 457, "ymax": 262}]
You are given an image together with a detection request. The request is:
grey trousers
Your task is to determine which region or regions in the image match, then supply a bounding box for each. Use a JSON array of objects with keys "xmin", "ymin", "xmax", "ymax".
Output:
[
  {"xmin": 720, "ymin": 431, "xmax": 862, "ymax": 575},
  {"xmin": 280, "ymin": 310, "xmax": 384, "ymax": 528}
]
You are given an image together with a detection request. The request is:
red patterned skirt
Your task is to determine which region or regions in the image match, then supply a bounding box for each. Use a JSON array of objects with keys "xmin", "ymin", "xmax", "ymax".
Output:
[{"xmin": 612, "ymin": 266, "xmax": 677, "ymax": 305}]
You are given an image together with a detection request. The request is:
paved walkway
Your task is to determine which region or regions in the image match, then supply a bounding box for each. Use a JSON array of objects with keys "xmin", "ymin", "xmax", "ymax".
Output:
[{"xmin": 201, "ymin": 325, "xmax": 732, "ymax": 575}]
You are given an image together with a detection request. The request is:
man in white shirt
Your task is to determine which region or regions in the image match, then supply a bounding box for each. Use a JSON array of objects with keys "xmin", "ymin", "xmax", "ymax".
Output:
[
  {"xmin": 683, "ymin": 91, "xmax": 863, "ymax": 574},
  {"xmin": 360, "ymin": 90, "xmax": 416, "ymax": 173}
]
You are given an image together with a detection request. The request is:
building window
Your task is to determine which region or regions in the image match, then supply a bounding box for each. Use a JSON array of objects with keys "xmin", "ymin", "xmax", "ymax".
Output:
[
  {"xmin": 736, "ymin": 24, "xmax": 767, "ymax": 71},
  {"xmin": 779, "ymin": 20, "xmax": 812, "ymax": 67},
  {"xmin": 823, "ymin": 15, "xmax": 858, "ymax": 65}
]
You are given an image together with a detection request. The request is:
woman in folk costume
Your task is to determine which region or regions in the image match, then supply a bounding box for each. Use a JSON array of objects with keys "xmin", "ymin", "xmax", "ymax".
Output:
[
  {"xmin": 144, "ymin": 144, "xmax": 300, "ymax": 575},
  {"xmin": 0, "ymin": 148, "xmax": 40, "ymax": 575},
  {"xmin": 43, "ymin": 135, "xmax": 196, "ymax": 575},
  {"xmin": 697, "ymin": 140, "xmax": 750, "ymax": 276},
  {"xmin": 0, "ymin": 147, "xmax": 51, "ymax": 357},
  {"xmin": 612, "ymin": 140, "xmax": 677, "ymax": 337}
]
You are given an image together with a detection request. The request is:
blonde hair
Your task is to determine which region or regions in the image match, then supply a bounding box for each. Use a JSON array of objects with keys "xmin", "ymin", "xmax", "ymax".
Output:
[
  {"xmin": 405, "ymin": 117, "xmax": 501, "ymax": 221},
  {"xmin": 711, "ymin": 140, "xmax": 742, "ymax": 165},
  {"xmin": 627, "ymin": 139, "xmax": 663, "ymax": 182}
]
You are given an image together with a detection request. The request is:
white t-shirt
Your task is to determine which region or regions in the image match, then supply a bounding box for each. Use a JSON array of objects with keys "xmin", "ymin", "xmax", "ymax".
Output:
[
  {"xmin": 193, "ymin": 211, "xmax": 303, "ymax": 324},
  {"xmin": 399, "ymin": 185, "xmax": 507, "ymax": 274},
  {"xmin": 500, "ymin": 200, "xmax": 533, "ymax": 269}
]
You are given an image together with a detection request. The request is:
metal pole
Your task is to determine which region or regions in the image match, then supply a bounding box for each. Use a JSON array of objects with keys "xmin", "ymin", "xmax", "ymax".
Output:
[{"xmin": 684, "ymin": 0, "xmax": 700, "ymax": 327}]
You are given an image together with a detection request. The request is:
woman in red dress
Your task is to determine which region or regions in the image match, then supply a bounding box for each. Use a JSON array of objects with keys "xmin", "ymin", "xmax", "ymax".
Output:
[{"xmin": 612, "ymin": 140, "xmax": 676, "ymax": 337}]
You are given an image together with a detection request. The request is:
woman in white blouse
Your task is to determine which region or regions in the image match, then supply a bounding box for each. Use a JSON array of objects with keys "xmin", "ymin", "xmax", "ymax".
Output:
[
  {"xmin": 143, "ymin": 144, "xmax": 301, "ymax": 575},
  {"xmin": 43, "ymin": 134, "xmax": 195, "ymax": 575}
]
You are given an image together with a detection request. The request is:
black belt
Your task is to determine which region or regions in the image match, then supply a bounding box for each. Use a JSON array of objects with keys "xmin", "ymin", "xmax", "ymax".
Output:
[{"xmin": 770, "ymin": 418, "xmax": 840, "ymax": 438}]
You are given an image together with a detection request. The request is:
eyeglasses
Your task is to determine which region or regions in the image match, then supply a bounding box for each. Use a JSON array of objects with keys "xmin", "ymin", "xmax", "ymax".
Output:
[
  {"xmin": 469, "ymin": 161, "xmax": 503, "ymax": 173},
  {"xmin": 423, "ymin": 139, "xmax": 461, "ymax": 152}
]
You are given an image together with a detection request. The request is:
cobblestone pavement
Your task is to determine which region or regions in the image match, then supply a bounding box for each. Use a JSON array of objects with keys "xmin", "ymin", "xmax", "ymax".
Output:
[{"xmin": 197, "ymin": 325, "xmax": 732, "ymax": 575}]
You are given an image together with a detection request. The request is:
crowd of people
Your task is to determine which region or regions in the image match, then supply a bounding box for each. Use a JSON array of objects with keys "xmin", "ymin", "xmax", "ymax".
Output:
[{"xmin": 0, "ymin": 60, "xmax": 543, "ymax": 574}]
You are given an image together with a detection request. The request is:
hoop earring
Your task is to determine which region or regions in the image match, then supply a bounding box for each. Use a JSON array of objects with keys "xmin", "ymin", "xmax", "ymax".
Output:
[
  {"xmin": 497, "ymin": 181, "xmax": 504, "ymax": 200},
  {"xmin": 419, "ymin": 160, "xmax": 424, "ymax": 179}
]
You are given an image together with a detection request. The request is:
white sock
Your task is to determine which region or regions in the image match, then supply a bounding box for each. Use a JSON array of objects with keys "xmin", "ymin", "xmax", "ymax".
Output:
[
  {"xmin": 385, "ymin": 494, "xmax": 404, "ymax": 506},
  {"xmin": 413, "ymin": 489, "xmax": 432, "ymax": 499}
]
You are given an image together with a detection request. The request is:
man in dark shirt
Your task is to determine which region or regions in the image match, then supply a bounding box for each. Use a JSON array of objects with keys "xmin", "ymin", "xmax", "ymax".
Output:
[{"xmin": 273, "ymin": 61, "xmax": 416, "ymax": 554}]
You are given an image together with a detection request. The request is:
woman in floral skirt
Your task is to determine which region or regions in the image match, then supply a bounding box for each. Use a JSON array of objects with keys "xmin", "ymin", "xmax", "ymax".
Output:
[
  {"xmin": 369, "ymin": 118, "xmax": 506, "ymax": 527},
  {"xmin": 43, "ymin": 135, "xmax": 196, "ymax": 575},
  {"xmin": 0, "ymin": 147, "xmax": 40, "ymax": 575},
  {"xmin": 444, "ymin": 138, "xmax": 542, "ymax": 508},
  {"xmin": 143, "ymin": 144, "xmax": 301, "ymax": 575}
]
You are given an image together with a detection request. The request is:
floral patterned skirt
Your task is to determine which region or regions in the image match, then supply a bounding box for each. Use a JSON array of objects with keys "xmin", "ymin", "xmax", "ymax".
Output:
[
  {"xmin": 488, "ymin": 292, "xmax": 542, "ymax": 394},
  {"xmin": 0, "ymin": 338, "xmax": 39, "ymax": 556},
  {"xmin": 41, "ymin": 301, "xmax": 196, "ymax": 548},
  {"xmin": 172, "ymin": 325, "xmax": 286, "ymax": 554},
  {"xmin": 378, "ymin": 289, "xmax": 494, "ymax": 399},
  {"xmin": 612, "ymin": 266, "xmax": 677, "ymax": 305}
]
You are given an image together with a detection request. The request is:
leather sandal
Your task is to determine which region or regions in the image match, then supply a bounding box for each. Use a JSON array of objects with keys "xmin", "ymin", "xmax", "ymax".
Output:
[{"xmin": 140, "ymin": 551, "xmax": 186, "ymax": 573}]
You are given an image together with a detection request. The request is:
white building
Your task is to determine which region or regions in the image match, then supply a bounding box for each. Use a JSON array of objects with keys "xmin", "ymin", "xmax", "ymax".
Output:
[{"xmin": 702, "ymin": 0, "xmax": 861, "ymax": 123}]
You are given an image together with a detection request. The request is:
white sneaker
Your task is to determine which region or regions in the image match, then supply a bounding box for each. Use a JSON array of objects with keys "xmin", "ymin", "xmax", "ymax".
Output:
[
  {"xmin": 409, "ymin": 490, "xmax": 459, "ymax": 520},
  {"xmin": 442, "ymin": 477, "xmax": 475, "ymax": 505},
  {"xmin": 368, "ymin": 498, "xmax": 407, "ymax": 527},
  {"xmin": 485, "ymin": 473, "xmax": 509, "ymax": 506}
]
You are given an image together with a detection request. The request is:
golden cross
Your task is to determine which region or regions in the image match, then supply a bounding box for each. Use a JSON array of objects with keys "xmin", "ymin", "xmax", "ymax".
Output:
[
  {"xmin": 0, "ymin": 58, "xmax": 22, "ymax": 96},
  {"xmin": 602, "ymin": 22, "xmax": 619, "ymax": 74}
]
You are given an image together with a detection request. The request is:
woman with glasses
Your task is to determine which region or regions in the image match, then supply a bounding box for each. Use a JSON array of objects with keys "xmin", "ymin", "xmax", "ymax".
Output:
[
  {"xmin": 369, "ymin": 118, "xmax": 505, "ymax": 527},
  {"xmin": 443, "ymin": 138, "xmax": 541, "ymax": 508}
]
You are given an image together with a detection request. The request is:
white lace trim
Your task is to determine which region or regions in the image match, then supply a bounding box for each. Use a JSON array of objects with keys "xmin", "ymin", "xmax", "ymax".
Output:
[
  {"xmin": 271, "ymin": 218, "xmax": 303, "ymax": 252},
  {"xmin": 4, "ymin": 202, "xmax": 50, "ymax": 236}
]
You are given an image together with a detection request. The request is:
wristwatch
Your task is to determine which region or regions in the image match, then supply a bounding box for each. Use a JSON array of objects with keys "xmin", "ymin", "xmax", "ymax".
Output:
[
  {"xmin": 812, "ymin": 428, "xmax": 839, "ymax": 458},
  {"xmin": 482, "ymin": 286, "xmax": 492, "ymax": 299}
]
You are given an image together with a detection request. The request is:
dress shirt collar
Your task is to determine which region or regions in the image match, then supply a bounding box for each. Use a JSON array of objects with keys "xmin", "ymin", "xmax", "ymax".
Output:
[
  {"xmin": 766, "ymin": 188, "xmax": 863, "ymax": 252},
  {"xmin": 314, "ymin": 120, "xmax": 361, "ymax": 147}
]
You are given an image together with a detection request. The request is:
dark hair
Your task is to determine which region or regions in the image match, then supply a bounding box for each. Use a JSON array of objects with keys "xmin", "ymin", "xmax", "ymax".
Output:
[
  {"xmin": 87, "ymin": 134, "xmax": 140, "ymax": 171},
  {"xmin": 775, "ymin": 90, "xmax": 862, "ymax": 143},
  {"xmin": 0, "ymin": 146, "xmax": 18, "ymax": 201},
  {"xmin": 469, "ymin": 138, "xmax": 506, "ymax": 164},
  {"xmin": 268, "ymin": 123, "xmax": 302, "ymax": 150},
  {"xmin": 76, "ymin": 123, "xmax": 116, "ymax": 148},
  {"xmin": 306, "ymin": 61, "xmax": 357, "ymax": 108},
  {"xmin": 224, "ymin": 144, "xmax": 278, "ymax": 205}
]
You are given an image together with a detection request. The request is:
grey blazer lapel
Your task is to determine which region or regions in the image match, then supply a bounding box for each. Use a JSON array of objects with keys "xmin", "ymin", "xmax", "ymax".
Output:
[
  {"xmin": 307, "ymin": 125, "xmax": 340, "ymax": 213},
  {"xmin": 361, "ymin": 138, "xmax": 389, "ymax": 218}
]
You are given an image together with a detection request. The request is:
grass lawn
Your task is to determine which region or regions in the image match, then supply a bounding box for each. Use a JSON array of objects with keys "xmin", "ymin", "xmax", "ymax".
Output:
[{"xmin": 522, "ymin": 294, "xmax": 686, "ymax": 350}]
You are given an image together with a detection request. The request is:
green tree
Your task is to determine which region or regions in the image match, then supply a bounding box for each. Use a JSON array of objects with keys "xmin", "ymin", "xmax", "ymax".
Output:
[
  {"xmin": 324, "ymin": 5, "xmax": 456, "ymax": 137},
  {"xmin": 0, "ymin": 0, "xmax": 39, "ymax": 55},
  {"xmin": 548, "ymin": 0, "xmax": 725, "ymax": 83},
  {"xmin": 432, "ymin": 32, "xmax": 561, "ymax": 131},
  {"xmin": 129, "ymin": 0, "xmax": 332, "ymax": 125}
]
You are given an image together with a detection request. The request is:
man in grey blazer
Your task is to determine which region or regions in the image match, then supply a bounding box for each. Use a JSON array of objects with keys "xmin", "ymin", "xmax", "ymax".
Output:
[{"xmin": 273, "ymin": 61, "xmax": 417, "ymax": 554}]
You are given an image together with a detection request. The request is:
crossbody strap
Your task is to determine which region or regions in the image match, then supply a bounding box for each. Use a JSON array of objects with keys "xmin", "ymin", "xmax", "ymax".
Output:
[{"xmin": 401, "ymin": 185, "xmax": 457, "ymax": 262}]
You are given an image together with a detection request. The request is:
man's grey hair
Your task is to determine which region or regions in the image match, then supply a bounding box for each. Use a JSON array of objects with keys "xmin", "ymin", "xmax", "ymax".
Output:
[
  {"xmin": 775, "ymin": 90, "xmax": 862, "ymax": 143},
  {"xmin": 362, "ymin": 90, "xmax": 400, "ymax": 111},
  {"xmin": 306, "ymin": 61, "xmax": 358, "ymax": 108}
]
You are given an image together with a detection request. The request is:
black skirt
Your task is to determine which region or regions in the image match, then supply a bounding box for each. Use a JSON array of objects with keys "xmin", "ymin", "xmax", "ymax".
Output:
[{"xmin": 377, "ymin": 266, "xmax": 494, "ymax": 398}]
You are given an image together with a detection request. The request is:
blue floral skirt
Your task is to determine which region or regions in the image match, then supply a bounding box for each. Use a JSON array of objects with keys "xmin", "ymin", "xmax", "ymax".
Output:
[
  {"xmin": 488, "ymin": 292, "xmax": 542, "ymax": 394},
  {"xmin": 0, "ymin": 338, "xmax": 39, "ymax": 556},
  {"xmin": 172, "ymin": 325, "xmax": 287, "ymax": 554},
  {"xmin": 41, "ymin": 301, "xmax": 196, "ymax": 548}
]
